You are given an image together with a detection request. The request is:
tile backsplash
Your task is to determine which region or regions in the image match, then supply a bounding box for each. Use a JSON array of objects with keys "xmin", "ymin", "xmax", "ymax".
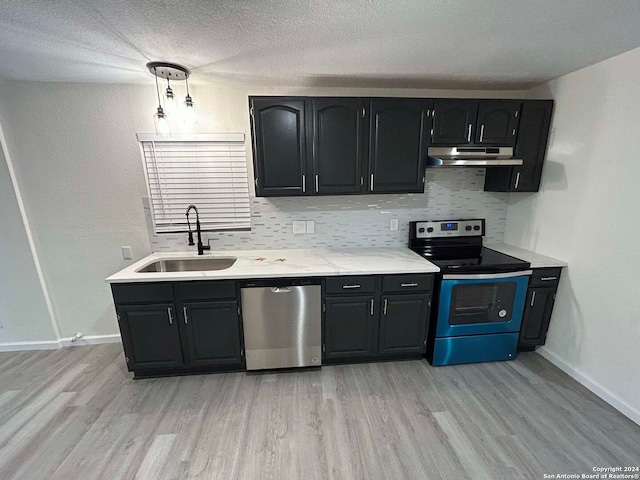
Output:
[{"xmin": 145, "ymin": 168, "xmax": 509, "ymax": 252}]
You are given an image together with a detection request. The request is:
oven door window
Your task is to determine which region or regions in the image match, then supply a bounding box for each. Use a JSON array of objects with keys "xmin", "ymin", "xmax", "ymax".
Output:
[{"xmin": 449, "ymin": 282, "xmax": 516, "ymax": 325}]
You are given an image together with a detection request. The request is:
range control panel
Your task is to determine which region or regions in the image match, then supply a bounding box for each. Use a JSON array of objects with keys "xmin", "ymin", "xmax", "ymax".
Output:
[{"xmin": 412, "ymin": 219, "xmax": 485, "ymax": 238}]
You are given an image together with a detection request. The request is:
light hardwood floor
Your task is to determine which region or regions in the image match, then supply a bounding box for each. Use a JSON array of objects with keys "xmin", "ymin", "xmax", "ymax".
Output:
[{"xmin": 0, "ymin": 344, "xmax": 638, "ymax": 480}]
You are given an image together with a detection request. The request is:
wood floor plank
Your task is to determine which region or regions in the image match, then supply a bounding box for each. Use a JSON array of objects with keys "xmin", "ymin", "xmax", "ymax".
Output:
[{"xmin": 0, "ymin": 344, "xmax": 638, "ymax": 480}]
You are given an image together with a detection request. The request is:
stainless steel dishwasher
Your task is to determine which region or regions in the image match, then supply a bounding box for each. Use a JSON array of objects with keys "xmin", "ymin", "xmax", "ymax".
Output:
[{"xmin": 240, "ymin": 278, "xmax": 322, "ymax": 371}]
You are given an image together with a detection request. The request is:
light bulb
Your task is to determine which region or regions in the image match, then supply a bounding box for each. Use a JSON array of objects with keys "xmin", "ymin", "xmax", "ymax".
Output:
[
  {"xmin": 154, "ymin": 106, "xmax": 171, "ymax": 136},
  {"xmin": 164, "ymin": 84, "xmax": 177, "ymax": 115},
  {"xmin": 183, "ymin": 94, "xmax": 197, "ymax": 127}
]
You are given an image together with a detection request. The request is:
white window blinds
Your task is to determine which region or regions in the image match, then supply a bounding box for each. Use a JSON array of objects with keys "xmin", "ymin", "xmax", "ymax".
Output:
[{"xmin": 137, "ymin": 133, "xmax": 250, "ymax": 234}]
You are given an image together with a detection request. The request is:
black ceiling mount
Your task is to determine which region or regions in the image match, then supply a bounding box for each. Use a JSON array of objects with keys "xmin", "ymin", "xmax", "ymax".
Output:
[{"xmin": 146, "ymin": 62, "xmax": 190, "ymax": 80}]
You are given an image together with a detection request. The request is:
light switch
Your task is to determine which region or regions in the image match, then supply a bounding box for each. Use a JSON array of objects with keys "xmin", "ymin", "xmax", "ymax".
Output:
[
  {"xmin": 390, "ymin": 218, "xmax": 399, "ymax": 231},
  {"xmin": 306, "ymin": 220, "xmax": 315, "ymax": 234},
  {"xmin": 121, "ymin": 246, "xmax": 133, "ymax": 259}
]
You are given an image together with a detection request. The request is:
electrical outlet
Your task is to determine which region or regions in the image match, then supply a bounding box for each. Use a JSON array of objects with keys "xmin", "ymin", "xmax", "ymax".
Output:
[
  {"xmin": 292, "ymin": 221, "xmax": 307, "ymax": 234},
  {"xmin": 306, "ymin": 220, "xmax": 315, "ymax": 234},
  {"xmin": 390, "ymin": 218, "xmax": 399, "ymax": 231}
]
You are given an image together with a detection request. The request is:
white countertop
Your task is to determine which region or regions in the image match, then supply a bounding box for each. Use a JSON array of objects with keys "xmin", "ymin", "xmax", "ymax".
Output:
[
  {"xmin": 485, "ymin": 243, "xmax": 568, "ymax": 269},
  {"xmin": 105, "ymin": 247, "xmax": 440, "ymax": 283}
]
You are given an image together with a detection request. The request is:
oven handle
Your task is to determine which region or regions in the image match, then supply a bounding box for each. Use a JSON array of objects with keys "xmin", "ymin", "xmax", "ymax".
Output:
[{"xmin": 442, "ymin": 270, "xmax": 533, "ymax": 280}]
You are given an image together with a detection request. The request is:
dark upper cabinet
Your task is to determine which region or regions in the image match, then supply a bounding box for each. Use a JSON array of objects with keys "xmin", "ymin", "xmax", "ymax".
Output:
[
  {"xmin": 324, "ymin": 296, "xmax": 375, "ymax": 359},
  {"xmin": 484, "ymin": 100, "xmax": 553, "ymax": 192},
  {"xmin": 311, "ymin": 98, "xmax": 367, "ymax": 194},
  {"xmin": 378, "ymin": 294, "xmax": 430, "ymax": 355},
  {"xmin": 476, "ymin": 101, "xmax": 520, "ymax": 145},
  {"xmin": 250, "ymin": 98, "xmax": 307, "ymax": 196},
  {"xmin": 117, "ymin": 303, "xmax": 184, "ymax": 371},
  {"xmin": 368, "ymin": 99, "xmax": 431, "ymax": 193},
  {"xmin": 182, "ymin": 301, "xmax": 243, "ymax": 367},
  {"xmin": 431, "ymin": 100, "xmax": 478, "ymax": 145}
]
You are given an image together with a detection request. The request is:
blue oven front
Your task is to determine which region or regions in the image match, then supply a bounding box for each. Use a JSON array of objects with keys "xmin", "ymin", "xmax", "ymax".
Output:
[{"xmin": 430, "ymin": 270, "xmax": 532, "ymax": 366}]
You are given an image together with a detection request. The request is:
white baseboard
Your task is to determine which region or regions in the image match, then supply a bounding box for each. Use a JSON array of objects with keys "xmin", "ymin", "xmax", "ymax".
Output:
[
  {"xmin": 537, "ymin": 346, "xmax": 640, "ymax": 426},
  {"xmin": 59, "ymin": 334, "xmax": 121, "ymax": 347},
  {"xmin": 0, "ymin": 334, "xmax": 121, "ymax": 352},
  {"xmin": 0, "ymin": 340, "xmax": 63, "ymax": 352}
]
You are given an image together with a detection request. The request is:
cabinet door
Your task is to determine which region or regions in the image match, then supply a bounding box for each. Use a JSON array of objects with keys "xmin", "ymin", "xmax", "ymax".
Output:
[
  {"xmin": 324, "ymin": 296, "xmax": 375, "ymax": 359},
  {"xmin": 484, "ymin": 100, "xmax": 553, "ymax": 192},
  {"xmin": 250, "ymin": 98, "xmax": 308, "ymax": 196},
  {"xmin": 117, "ymin": 303, "xmax": 184, "ymax": 371},
  {"xmin": 431, "ymin": 100, "xmax": 477, "ymax": 145},
  {"xmin": 378, "ymin": 294, "xmax": 430, "ymax": 355},
  {"xmin": 476, "ymin": 101, "xmax": 520, "ymax": 146},
  {"xmin": 312, "ymin": 98, "xmax": 366, "ymax": 194},
  {"xmin": 518, "ymin": 287, "xmax": 556, "ymax": 349},
  {"xmin": 368, "ymin": 99, "xmax": 430, "ymax": 193},
  {"xmin": 182, "ymin": 301, "xmax": 243, "ymax": 367}
]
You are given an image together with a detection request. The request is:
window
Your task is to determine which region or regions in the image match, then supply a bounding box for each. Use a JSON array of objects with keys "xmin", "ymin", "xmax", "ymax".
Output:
[{"xmin": 137, "ymin": 133, "xmax": 250, "ymax": 234}]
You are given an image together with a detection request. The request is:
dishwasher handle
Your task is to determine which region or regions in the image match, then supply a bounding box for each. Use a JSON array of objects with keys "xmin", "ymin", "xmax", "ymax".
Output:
[{"xmin": 270, "ymin": 286, "xmax": 293, "ymax": 293}]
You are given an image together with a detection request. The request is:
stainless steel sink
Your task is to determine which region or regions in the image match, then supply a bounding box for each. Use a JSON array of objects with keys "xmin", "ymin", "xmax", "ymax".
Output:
[{"xmin": 136, "ymin": 257, "xmax": 237, "ymax": 273}]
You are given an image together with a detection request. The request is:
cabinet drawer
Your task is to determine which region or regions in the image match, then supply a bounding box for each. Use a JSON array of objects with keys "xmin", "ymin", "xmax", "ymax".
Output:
[
  {"xmin": 111, "ymin": 283, "xmax": 174, "ymax": 304},
  {"xmin": 529, "ymin": 268, "xmax": 561, "ymax": 288},
  {"xmin": 382, "ymin": 274, "xmax": 433, "ymax": 293},
  {"xmin": 179, "ymin": 281, "xmax": 237, "ymax": 301},
  {"xmin": 325, "ymin": 276, "xmax": 376, "ymax": 294}
]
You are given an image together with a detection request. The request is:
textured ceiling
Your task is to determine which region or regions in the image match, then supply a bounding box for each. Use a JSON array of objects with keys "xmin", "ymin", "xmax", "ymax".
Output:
[{"xmin": 1, "ymin": 0, "xmax": 640, "ymax": 89}]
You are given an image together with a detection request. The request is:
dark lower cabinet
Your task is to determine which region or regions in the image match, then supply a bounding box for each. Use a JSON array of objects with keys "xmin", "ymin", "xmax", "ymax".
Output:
[
  {"xmin": 323, "ymin": 274, "xmax": 433, "ymax": 363},
  {"xmin": 518, "ymin": 268, "xmax": 562, "ymax": 351},
  {"xmin": 182, "ymin": 301, "xmax": 243, "ymax": 366},
  {"xmin": 117, "ymin": 303, "xmax": 184, "ymax": 370},
  {"xmin": 324, "ymin": 296, "xmax": 375, "ymax": 359},
  {"xmin": 112, "ymin": 281, "xmax": 244, "ymax": 378},
  {"xmin": 519, "ymin": 287, "xmax": 556, "ymax": 350},
  {"xmin": 378, "ymin": 294, "xmax": 430, "ymax": 355}
]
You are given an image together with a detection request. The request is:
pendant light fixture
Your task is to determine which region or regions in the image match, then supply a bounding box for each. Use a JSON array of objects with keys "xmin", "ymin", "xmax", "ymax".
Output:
[
  {"xmin": 183, "ymin": 76, "xmax": 197, "ymax": 126},
  {"xmin": 146, "ymin": 62, "xmax": 194, "ymax": 135}
]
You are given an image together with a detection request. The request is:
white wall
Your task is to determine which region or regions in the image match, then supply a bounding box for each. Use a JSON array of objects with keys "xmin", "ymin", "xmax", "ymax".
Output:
[
  {"xmin": 504, "ymin": 46, "xmax": 640, "ymax": 421},
  {"xmin": 0, "ymin": 132, "xmax": 56, "ymax": 344},
  {"xmin": 0, "ymin": 80, "xmax": 531, "ymax": 344}
]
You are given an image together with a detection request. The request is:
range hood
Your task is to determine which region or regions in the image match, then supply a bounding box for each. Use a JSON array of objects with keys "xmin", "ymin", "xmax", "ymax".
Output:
[{"xmin": 426, "ymin": 146, "xmax": 523, "ymax": 167}]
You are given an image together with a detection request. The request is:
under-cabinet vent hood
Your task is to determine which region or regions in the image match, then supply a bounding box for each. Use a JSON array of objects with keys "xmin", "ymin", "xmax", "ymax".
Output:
[{"xmin": 426, "ymin": 146, "xmax": 523, "ymax": 167}]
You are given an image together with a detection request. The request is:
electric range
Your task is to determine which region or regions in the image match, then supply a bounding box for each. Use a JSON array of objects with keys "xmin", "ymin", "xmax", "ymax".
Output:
[{"xmin": 409, "ymin": 219, "xmax": 532, "ymax": 366}]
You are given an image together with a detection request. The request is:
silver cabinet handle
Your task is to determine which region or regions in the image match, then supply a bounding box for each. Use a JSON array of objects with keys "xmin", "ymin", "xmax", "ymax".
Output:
[
  {"xmin": 370, "ymin": 173, "xmax": 374, "ymax": 191},
  {"xmin": 540, "ymin": 276, "xmax": 557, "ymax": 281},
  {"xmin": 183, "ymin": 306, "xmax": 188, "ymax": 324},
  {"xmin": 315, "ymin": 174, "xmax": 319, "ymax": 192},
  {"xmin": 467, "ymin": 124, "xmax": 472, "ymax": 142},
  {"xmin": 302, "ymin": 174, "xmax": 306, "ymax": 193},
  {"xmin": 530, "ymin": 290, "xmax": 536, "ymax": 307},
  {"xmin": 370, "ymin": 298, "xmax": 374, "ymax": 316},
  {"xmin": 167, "ymin": 307, "xmax": 173, "ymax": 325},
  {"xmin": 342, "ymin": 284, "xmax": 361, "ymax": 289},
  {"xmin": 401, "ymin": 282, "xmax": 419, "ymax": 288},
  {"xmin": 480, "ymin": 124, "xmax": 485, "ymax": 142},
  {"xmin": 383, "ymin": 298, "xmax": 388, "ymax": 315},
  {"xmin": 515, "ymin": 172, "xmax": 521, "ymax": 189}
]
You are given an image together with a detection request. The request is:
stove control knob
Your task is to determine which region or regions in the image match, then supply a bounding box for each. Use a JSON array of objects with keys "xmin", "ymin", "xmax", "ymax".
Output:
[
  {"xmin": 499, "ymin": 309, "xmax": 507, "ymax": 318},
  {"xmin": 465, "ymin": 226, "xmax": 472, "ymax": 231},
  {"xmin": 418, "ymin": 228, "xmax": 425, "ymax": 233},
  {"xmin": 473, "ymin": 225, "xmax": 480, "ymax": 231},
  {"xmin": 427, "ymin": 227, "xmax": 434, "ymax": 233}
]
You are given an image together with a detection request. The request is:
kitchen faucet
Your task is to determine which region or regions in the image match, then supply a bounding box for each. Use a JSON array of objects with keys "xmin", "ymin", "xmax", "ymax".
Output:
[{"xmin": 185, "ymin": 204, "xmax": 211, "ymax": 255}]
